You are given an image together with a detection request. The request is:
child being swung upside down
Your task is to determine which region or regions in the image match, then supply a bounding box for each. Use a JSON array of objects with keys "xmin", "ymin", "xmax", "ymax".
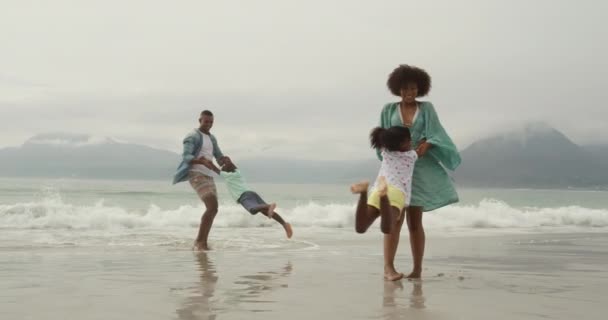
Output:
[{"xmin": 198, "ymin": 157, "xmax": 293, "ymax": 239}]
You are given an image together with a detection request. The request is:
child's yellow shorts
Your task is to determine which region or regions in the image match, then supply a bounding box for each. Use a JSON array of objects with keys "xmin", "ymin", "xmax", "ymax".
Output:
[{"xmin": 367, "ymin": 184, "xmax": 407, "ymax": 212}]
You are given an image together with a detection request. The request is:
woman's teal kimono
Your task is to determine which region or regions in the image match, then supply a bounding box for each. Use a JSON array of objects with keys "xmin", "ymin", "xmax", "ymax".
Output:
[{"xmin": 377, "ymin": 101, "xmax": 461, "ymax": 211}]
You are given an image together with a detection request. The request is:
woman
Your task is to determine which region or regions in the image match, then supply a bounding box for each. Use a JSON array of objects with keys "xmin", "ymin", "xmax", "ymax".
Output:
[{"xmin": 377, "ymin": 65, "xmax": 461, "ymax": 279}]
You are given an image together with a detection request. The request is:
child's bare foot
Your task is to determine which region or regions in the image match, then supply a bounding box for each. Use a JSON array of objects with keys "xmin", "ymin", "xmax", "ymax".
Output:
[
  {"xmin": 384, "ymin": 269, "xmax": 404, "ymax": 281},
  {"xmin": 192, "ymin": 241, "xmax": 210, "ymax": 251},
  {"xmin": 377, "ymin": 176, "xmax": 388, "ymax": 197},
  {"xmin": 406, "ymin": 270, "xmax": 422, "ymax": 280},
  {"xmin": 265, "ymin": 203, "xmax": 276, "ymax": 219},
  {"xmin": 350, "ymin": 181, "xmax": 369, "ymax": 194},
  {"xmin": 283, "ymin": 223, "xmax": 293, "ymax": 239}
]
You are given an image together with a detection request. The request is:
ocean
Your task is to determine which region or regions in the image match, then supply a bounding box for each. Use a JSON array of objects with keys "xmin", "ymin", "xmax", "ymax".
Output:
[{"xmin": 1, "ymin": 177, "xmax": 607, "ymax": 319}]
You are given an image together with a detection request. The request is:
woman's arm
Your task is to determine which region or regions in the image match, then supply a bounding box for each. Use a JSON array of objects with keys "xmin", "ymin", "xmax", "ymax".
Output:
[
  {"xmin": 375, "ymin": 103, "xmax": 393, "ymax": 160},
  {"xmin": 422, "ymin": 103, "xmax": 461, "ymax": 170},
  {"xmin": 415, "ymin": 139, "xmax": 432, "ymax": 157}
]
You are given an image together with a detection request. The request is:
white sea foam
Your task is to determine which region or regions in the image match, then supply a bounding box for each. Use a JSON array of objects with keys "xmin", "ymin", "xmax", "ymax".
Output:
[{"xmin": 2, "ymin": 196, "xmax": 607, "ymax": 232}]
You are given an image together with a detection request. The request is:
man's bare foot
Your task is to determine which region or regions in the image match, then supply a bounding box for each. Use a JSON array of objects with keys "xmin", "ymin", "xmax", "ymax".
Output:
[
  {"xmin": 192, "ymin": 241, "xmax": 210, "ymax": 251},
  {"xmin": 265, "ymin": 203, "xmax": 276, "ymax": 219},
  {"xmin": 284, "ymin": 223, "xmax": 293, "ymax": 239},
  {"xmin": 406, "ymin": 271, "xmax": 422, "ymax": 280},
  {"xmin": 377, "ymin": 176, "xmax": 388, "ymax": 197},
  {"xmin": 384, "ymin": 269, "xmax": 404, "ymax": 281},
  {"xmin": 350, "ymin": 181, "xmax": 369, "ymax": 194}
]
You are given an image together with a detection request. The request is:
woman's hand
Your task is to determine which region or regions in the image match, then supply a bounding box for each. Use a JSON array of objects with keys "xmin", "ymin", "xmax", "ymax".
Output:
[{"xmin": 416, "ymin": 140, "xmax": 432, "ymax": 157}]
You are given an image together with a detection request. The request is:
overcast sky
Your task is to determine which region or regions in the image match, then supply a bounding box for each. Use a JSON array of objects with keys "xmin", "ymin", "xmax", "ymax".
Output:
[{"xmin": 1, "ymin": 0, "xmax": 607, "ymax": 160}]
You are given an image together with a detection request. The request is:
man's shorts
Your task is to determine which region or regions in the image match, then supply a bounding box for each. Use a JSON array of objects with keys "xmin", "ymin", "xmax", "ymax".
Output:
[{"xmin": 188, "ymin": 171, "xmax": 217, "ymax": 200}]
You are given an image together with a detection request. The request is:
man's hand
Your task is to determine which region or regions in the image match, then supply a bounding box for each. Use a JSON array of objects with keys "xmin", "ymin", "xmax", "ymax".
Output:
[
  {"xmin": 221, "ymin": 162, "xmax": 237, "ymax": 173},
  {"xmin": 195, "ymin": 157, "xmax": 221, "ymax": 174},
  {"xmin": 196, "ymin": 157, "xmax": 213, "ymax": 167},
  {"xmin": 218, "ymin": 156, "xmax": 231, "ymax": 167}
]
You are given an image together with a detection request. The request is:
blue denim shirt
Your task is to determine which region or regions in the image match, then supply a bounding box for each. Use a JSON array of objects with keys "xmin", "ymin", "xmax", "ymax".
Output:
[{"xmin": 172, "ymin": 129, "xmax": 225, "ymax": 184}]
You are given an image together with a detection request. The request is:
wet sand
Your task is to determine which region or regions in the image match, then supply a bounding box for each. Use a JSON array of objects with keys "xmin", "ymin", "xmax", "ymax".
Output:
[{"xmin": 1, "ymin": 229, "xmax": 607, "ymax": 320}]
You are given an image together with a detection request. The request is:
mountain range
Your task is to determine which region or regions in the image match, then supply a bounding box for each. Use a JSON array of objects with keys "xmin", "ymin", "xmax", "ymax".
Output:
[{"xmin": 1, "ymin": 126, "xmax": 607, "ymax": 188}]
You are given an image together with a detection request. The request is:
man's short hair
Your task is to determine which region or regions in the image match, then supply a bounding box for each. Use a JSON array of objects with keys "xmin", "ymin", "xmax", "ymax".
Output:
[{"xmin": 201, "ymin": 110, "xmax": 213, "ymax": 117}]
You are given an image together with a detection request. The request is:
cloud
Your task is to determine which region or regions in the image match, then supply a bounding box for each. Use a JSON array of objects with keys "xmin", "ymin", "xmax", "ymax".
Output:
[{"xmin": 1, "ymin": 0, "xmax": 607, "ymax": 157}]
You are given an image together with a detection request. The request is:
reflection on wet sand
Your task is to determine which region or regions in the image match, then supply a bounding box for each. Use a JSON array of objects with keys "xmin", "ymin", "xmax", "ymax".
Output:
[
  {"xmin": 409, "ymin": 281, "xmax": 425, "ymax": 310},
  {"xmin": 225, "ymin": 261, "xmax": 293, "ymax": 312},
  {"xmin": 176, "ymin": 253, "xmax": 292, "ymax": 319},
  {"xmin": 382, "ymin": 280, "xmax": 426, "ymax": 319},
  {"xmin": 176, "ymin": 252, "xmax": 219, "ymax": 320},
  {"xmin": 383, "ymin": 280, "xmax": 404, "ymax": 319}
]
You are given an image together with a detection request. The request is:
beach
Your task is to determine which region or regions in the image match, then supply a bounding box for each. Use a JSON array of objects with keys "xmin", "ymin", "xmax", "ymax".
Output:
[{"xmin": 2, "ymin": 229, "xmax": 607, "ymax": 320}]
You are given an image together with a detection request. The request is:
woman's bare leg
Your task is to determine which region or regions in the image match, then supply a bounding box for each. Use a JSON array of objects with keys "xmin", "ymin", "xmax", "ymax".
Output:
[{"xmin": 405, "ymin": 206, "xmax": 425, "ymax": 279}]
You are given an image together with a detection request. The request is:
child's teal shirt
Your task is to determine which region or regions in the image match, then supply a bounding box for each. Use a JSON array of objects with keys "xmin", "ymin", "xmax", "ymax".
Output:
[{"xmin": 220, "ymin": 170, "xmax": 250, "ymax": 202}]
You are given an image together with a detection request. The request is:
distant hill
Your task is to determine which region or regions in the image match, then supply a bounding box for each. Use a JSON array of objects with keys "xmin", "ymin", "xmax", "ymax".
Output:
[
  {"xmin": 454, "ymin": 123, "xmax": 608, "ymax": 188},
  {"xmin": 0, "ymin": 133, "xmax": 178, "ymax": 180},
  {"xmin": 582, "ymin": 144, "xmax": 608, "ymax": 163}
]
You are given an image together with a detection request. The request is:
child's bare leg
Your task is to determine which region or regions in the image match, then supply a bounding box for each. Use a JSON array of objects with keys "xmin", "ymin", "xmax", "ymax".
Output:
[
  {"xmin": 260, "ymin": 202, "xmax": 277, "ymax": 219},
  {"xmin": 356, "ymin": 204, "xmax": 379, "ymax": 234},
  {"xmin": 379, "ymin": 195, "xmax": 393, "ymax": 234},
  {"xmin": 384, "ymin": 207, "xmax": 405, "ymax": 281},
  {"xmin": 352, "ymin": 181, "xmax": 379, "ymax": 233},
  {"xmin": 272, "ymin": 212, "xmax": 292, "ymax": 239},
  {"xmin": 355, "ymin": 194, "xmax": 378, "ymax": 234},
  {"xmin": 283, "ymin": 222, "xmax": 293, "ymax": 239},
  {"xmin": 350, "ymin": 180, "xmax": 369, "ymax": 194},
  {"xmin": 253, "ymin": 203, "xmax": 276, "ymax": 219},
  {"xmin": 264, "ymin": 203, "xmax": 276, "ymax": 218},
  {"xmin": 355, "ymin": 196, "xmax": 380, "ymax": 233},
  {"xmin": 376, "ymin": 176, "xmax": 393, "ymax": 234},
  {"xmin": 260, "ymin": 209, "xmax": 293, "ymax": 239}
]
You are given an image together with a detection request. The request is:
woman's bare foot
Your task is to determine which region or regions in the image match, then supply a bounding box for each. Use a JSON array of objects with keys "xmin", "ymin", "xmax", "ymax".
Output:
[
  {"xmin": 377, "ymin": 176, "xmax": 388, "ymax": 197},
  {"xmin": 265, "ymin": 203, "xmax": 276, "ymax": 219},
  {"xmin": 193, "ymin": 241, "xmax": 210, "ymax": 251},
  {"xmin": 406, "ymin": 270, "xmax": 422, "ymax": 280},
  {"xmin": 350, "ymin": 181, "xmax": 369, "ymax": 194},
  {"xmin": 283, "ymin": 223, "xmax": 293, "ymax": 239},
  {"xmin": 385, "ymin": 270, "xmax": 404, "ymax": 281}
]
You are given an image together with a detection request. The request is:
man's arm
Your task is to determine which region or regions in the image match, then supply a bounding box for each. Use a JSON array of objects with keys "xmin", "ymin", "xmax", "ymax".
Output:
[
  {"xmin": 197, "ymin": 158, "xmax": 221, "ymax": 175},
  {"xmin": 182, "ymin": 134, "xmax": 197, "ymax": 164},
  {"xmin": 189, "ymin": 157, "xmax": 204, "ymax": 165},
  {"xmin": 211, "ymin": 135, "xmax": 226, "ymax": 164}
]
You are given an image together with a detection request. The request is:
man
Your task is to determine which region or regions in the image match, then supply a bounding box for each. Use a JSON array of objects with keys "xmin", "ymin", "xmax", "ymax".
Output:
[{"xmin": 173, "ymin": 110, "xmax": 228, "ymax": 250}]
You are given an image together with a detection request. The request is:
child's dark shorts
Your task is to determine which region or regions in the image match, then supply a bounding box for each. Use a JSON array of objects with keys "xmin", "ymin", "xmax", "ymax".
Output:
[{"xmin": 237, "ymin": 191, "xmax": 268, "ymax": 214}]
